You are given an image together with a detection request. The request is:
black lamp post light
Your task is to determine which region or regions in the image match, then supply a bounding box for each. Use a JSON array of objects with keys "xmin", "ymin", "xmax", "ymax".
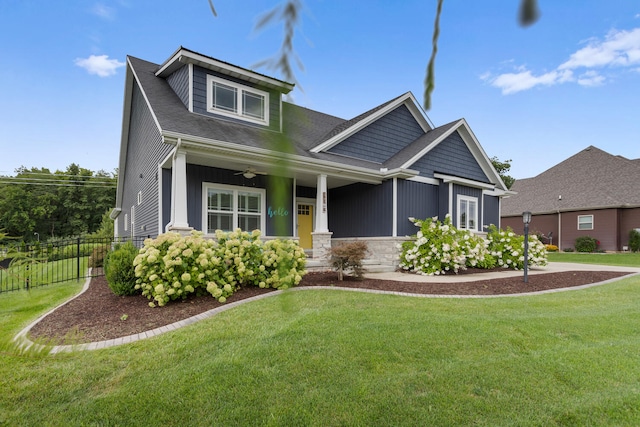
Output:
[{"xmin": 522, "ymin": 211, "xmax": 531, "ymax": 283}]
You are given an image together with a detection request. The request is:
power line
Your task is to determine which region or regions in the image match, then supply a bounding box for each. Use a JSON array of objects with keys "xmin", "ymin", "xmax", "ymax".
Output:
[
  {"xmin": 0, "ymin": 177, "xmax": 115, "ymax": 185},
  {"xmin": 0, "ymin": 171, "xmax": 116, "ymax": 179},
  {"xmin": 0, "ymin": 180, "xmax": 115, "ymax": 189}
]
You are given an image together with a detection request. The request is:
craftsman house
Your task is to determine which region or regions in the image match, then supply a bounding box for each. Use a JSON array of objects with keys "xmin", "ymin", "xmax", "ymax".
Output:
[
  {"xmin": 501, "ymin": 146, "xmax": 640, "ymax": 251},
  {"xmin": 112, "ymin": 47, "xmax": 510, "ymax": 266}
]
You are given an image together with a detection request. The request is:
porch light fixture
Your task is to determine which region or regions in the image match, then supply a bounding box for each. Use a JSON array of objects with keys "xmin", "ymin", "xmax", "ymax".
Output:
[
  {"xmin": 522, "ymin": 211, "xmax": 531, "ymax": 283},
  {"xmin": 243, "ymin": 171, "xmax": 256, "ymax": 179}
]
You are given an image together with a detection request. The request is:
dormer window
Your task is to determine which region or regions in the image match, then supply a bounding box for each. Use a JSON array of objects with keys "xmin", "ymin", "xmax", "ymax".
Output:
[{"xmin": 207, "ymin": 75, "xmax": 269, "ymax": 125}]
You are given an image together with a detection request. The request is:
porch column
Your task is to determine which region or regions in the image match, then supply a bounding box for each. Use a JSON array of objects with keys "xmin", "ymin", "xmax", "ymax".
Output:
[
  {"xmin": 167, "ymin": 148, "xmax": 193, "ymax": 234},
  {"xmin": 312, "ymin": 174, "xmax": 332, "ymax": 260},
  {"xmin": 315, "ymin": 174, "xmax": 329, "ymax": 232}
]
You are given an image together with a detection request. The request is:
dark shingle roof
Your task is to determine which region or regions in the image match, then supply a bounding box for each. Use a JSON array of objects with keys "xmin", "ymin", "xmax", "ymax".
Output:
[
  {"xmin": 501, "ymin": 146, "xmax": 640, "ymax": 216},
  {"xmin": 128, "ymin": 55, "xmax": 428, "ymax": 172}
]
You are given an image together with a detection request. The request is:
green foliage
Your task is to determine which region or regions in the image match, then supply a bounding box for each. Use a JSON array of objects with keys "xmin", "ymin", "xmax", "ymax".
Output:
[
  {"xmin": 400, "ymin": 216, "xmax": 547, "ymax": 275},
  {"xmin": 133, "ymin": 229, "xmax": 306, "ymax": 307},
  {"xmin": 486, "ymin": 225, "xmax": 547, "ymax": 269},
  {"xmin": 0, "ymin": 165, "xmax": 116, "ymax": 240},
  {"xmin": 400, "ymin": 215, "xmax": 495, "ymax": 275},
  {"xmin": 575, "ymin": 236, "xmax": 598, "ymax": 253},
  {"xmin": 490, "ymin": 156, "xmax": 516, "ymax": 189},
  {"xmin": 104, "ymin": 242, "xmax": 139, "ymax": 296},
  {"xmin": 88, "ymin": 244, "xmax": 109, "ymax": 268},
  {"xmin": 330, "ymin": 241, "xmax": 368, "ymax": 280},
  {"xmin": 629, "ymin": 229, "xmax": 640, "ymax": 252},
  {"xmin": 90, "ymin": 210, "xmax": 115, "ymax": 239}
]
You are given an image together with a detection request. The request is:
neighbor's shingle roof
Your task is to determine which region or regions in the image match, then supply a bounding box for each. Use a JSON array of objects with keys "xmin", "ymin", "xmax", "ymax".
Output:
[{"xmin": 501, "ymin": 146, "xmax": 640, "ymax": 216}]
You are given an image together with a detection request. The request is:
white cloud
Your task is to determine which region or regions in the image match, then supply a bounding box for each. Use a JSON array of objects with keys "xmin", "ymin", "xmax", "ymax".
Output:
[
  {"xmin": 576, "ymin": 71, "xmax": 605, "ymax": 87},
  {"xmin": 559, "ymin": 28, "xmax": 640, "ymax": 69},
  {"xmin": 485, "ymin": 26, "xmax": 640, "ymax": 94},
  {"xmin": 91, "ymin": 3, "xmax": 115, "ymax": 20},
  {"xmin": 485, "ymin": 69, "xmax": 573, "ymax": 95},
  {"xmin": 74, "ymin": 55, "xmax": 125, "ymax": 77}
]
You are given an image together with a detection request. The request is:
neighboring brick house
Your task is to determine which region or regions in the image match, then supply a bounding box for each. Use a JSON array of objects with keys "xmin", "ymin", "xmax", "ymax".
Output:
[
  {"xmin": 501, "ymin": 146, "xmax": 640, "ymax": 251},
  {"xmin": 112, "ymin": 47, "xmax": 510, "ymax": 267}
]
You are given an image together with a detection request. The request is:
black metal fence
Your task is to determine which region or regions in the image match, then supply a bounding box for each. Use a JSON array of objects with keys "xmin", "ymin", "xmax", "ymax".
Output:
[{"xmin": 0, "ymin": 236, "xmax": 148, "ymax": 294}]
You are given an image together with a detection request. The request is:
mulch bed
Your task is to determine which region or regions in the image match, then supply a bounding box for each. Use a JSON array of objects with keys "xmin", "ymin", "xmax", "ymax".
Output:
[{"xmin": 28, "ymin": 269, "xmax": 632, "ymax": 345}]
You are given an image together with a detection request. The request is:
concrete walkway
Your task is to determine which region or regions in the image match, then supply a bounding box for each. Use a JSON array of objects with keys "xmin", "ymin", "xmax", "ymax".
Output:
[
  {"xmin": 365, "ymin": 262, "xmax": 640, "ymax": 283},
  {"xmin": 13, "ymin": 262, "xmax": 640, "ymax": 354}
]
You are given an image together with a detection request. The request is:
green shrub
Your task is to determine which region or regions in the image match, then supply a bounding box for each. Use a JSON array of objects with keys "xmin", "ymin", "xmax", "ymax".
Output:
[
  {"xmin": 88, "ymin": 244, "xmax": 109, "ymax": 268},
  {"xmin": 400, "ymin": 215, "xmax": 495, "ymax": 275},
  {"xmin": 133, "ymin": 230, "xmax": 306, "ymax": 307},
  {"xmin": 330, "ymin": 241, "xmax": 368, "ymax": 280},
  {"xmin": 400, "ymin": 216, "xmax": 547, "ymax": 276},
  {"xmin": 486, "ymin": 225, "xmax": 547, "ymax": 269},
  {"xmin": 575, "ymin": 236, "xmax": 598, "ymax": 253},
  {"xmin": 629, "ymin": 229, "xmax": 640, "ymax": 252},
  {"xmin": 104, "ymin": 242, "xmax": 140, "ymax": 296}
]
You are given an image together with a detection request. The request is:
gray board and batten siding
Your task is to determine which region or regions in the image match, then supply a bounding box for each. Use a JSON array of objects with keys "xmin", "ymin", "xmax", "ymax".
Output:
[
  {"xmin": 165, "ymin": 64, "xmax": 190, "ymax": 108},
  {"xmin": 412, "ymin": 131, "xmax": 489, "ymax": 183},
  {"xmin": 120, "ymin": 84, "xmax": 173, "ymax": 238},
  {"xmin": 327, "ymin": 105, "xmax": 425, "ymax": 163},
  {"xmin": 483, "ymin": 194, "xmax": 500, "ymax": 229},
  {"xmin": 191, "ymin": 65, "xmax": 282, "ymax": 131},
  {"xmin": 329, "ymin": 181, "xmax": 394, "ymax": 238},
  {"xmin": 397, "ymin": 180, "xmax": 440, "ymax": 236}
]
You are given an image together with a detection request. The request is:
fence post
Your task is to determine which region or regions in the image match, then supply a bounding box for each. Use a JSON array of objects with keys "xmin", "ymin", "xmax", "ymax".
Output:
[{"xmin": 77, "ymin": 237, "xmax": 81, "ymax": 281}]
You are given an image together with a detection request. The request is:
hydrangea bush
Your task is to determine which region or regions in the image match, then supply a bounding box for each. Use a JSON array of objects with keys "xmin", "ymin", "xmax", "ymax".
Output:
[
  {"xmin": 133, "ymin": 229, "xmax": 306, "ymax": 307},
  {"xmin": 486, "ymin": 225, "xmax": 547, "ymax": 269},
  {"xmin": 400, "ymin": 215, "xmax": 547, "ymax": 276},
  {"xmin": 399, "ymin": 215, "xmax": 495, "ymax": 275}
]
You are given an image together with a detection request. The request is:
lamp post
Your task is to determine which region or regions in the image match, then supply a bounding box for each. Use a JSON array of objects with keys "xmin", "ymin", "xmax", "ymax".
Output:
[{"xmin": 522, "ymin": 211, "xmax": 531, "ymax": 283}]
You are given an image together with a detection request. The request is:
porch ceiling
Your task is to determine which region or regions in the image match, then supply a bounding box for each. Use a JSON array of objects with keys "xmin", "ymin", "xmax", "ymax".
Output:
[{"xmin": 182, "ymin": 150, "xmax": 383, "ymax": 189}]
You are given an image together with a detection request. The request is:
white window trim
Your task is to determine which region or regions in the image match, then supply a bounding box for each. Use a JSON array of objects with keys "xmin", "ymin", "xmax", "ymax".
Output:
[
  {"xmin": 206, "ymin": 75, "xmax": 269, "ymax": 125},
  {"xmin": 577, "ymin": 214, "xmax": 594, "ymax": 230},
  {"xmin": 202, "ymin": 183, "xmax": 266, "ymax": 234},
  {"xmin": 457, "ymin": 195, "xmax": 478, "ymax": 231}
]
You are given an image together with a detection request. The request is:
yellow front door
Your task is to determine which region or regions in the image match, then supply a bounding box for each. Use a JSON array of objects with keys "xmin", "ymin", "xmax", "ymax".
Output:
[{"xmin": 297, "ymin": 204, "xmax": 314, "ymax": 249}]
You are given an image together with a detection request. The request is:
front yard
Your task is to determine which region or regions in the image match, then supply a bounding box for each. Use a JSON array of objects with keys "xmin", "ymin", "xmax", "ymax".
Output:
[{"xmin": 1, "ymin": 257, "xmax": 639, "ymax": 425}]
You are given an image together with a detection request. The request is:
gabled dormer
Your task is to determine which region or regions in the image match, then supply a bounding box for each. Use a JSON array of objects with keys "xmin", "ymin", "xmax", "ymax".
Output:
[{"xmin": 155, "ymin": 47, "xmax": 295, "ymax": 131}]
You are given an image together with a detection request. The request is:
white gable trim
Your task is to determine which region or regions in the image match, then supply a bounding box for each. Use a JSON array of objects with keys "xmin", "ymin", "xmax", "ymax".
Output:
[
  {"xmin": 434, "ymin": 173, "xmax": 495, "ymax": 190},
  {"xmin": 406, "ymin": 175, "xmax": 439, "ymax": 185},
  {"xmin": 115, "ymin": 59, "xmax": 163, "ymax": 211},
  {"xmin": 309, "ymin": 92, "xmax": 431, "ymax": 154},
  {"xmin": 156, "ymin": 48, "xmax": 294, "ymax": 94}
]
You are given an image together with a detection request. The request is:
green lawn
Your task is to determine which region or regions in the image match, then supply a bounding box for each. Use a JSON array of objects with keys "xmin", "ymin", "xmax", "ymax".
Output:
[
  {"xmin": 548, "ymin": 251, "xmax": 640, "ymax": 267},
  {"xmin": 1, "ymin": 264, "xmax": 640, "ymax": 425}
]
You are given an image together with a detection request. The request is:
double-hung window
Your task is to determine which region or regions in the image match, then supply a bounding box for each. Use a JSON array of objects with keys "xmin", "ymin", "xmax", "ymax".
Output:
[
  {"xmin": 204, "ymin": 184, "xmax": 265, "ymax": 233},
  {"xmin": 458, "ymin": 196, "xmax": 478, "ymax": 231},
  {"xmin": 207, "ymin": 75, "xmax": 268, "ymax": 125}
]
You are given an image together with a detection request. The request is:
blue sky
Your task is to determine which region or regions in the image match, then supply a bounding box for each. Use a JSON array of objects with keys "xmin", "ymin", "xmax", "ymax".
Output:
[{"xmin": 1, "ymin": 1, "xmax": 639, "ymax": 179}]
